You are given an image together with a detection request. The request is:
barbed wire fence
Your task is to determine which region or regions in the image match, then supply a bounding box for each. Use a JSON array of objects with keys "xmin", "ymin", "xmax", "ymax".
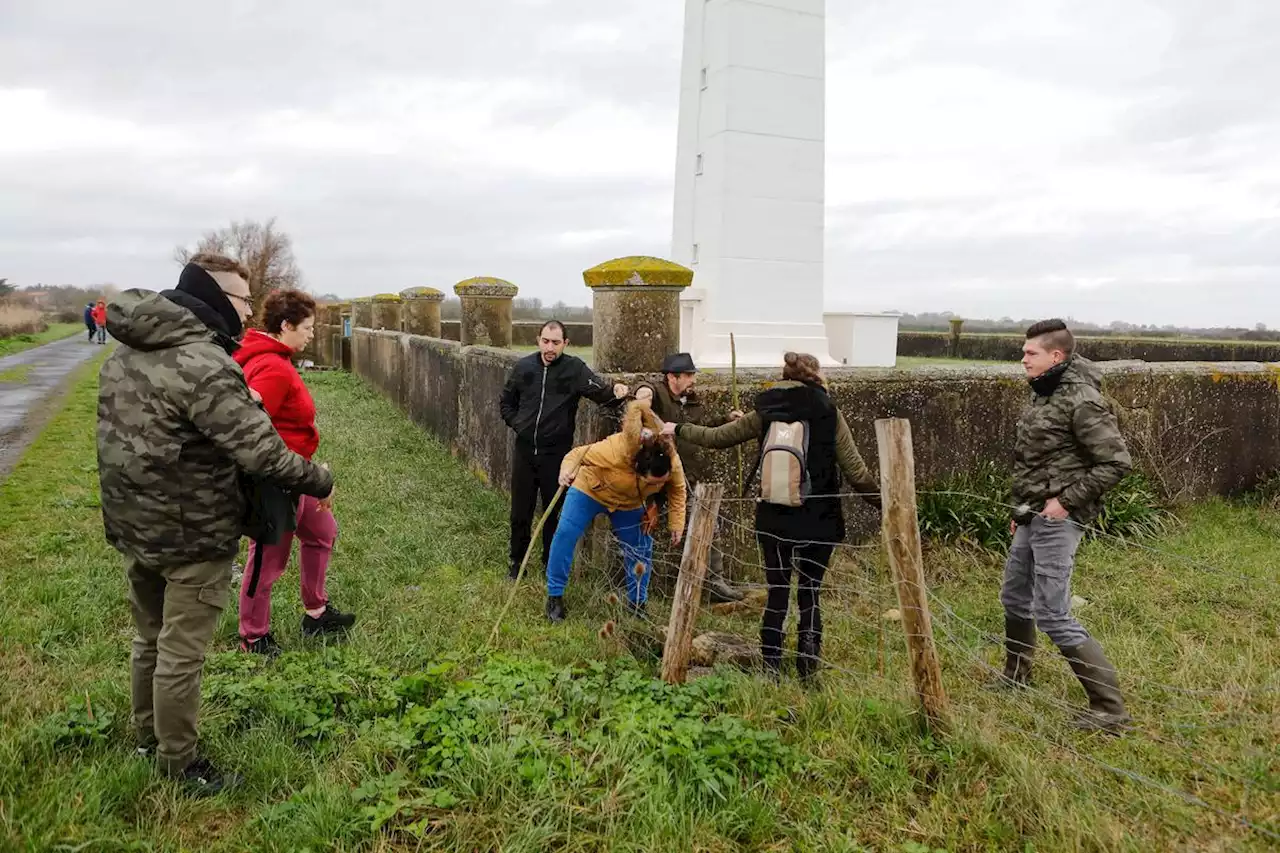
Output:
[{"xmin": 512, "ymin": 419, "xmax": 1280, "ymax": 846}]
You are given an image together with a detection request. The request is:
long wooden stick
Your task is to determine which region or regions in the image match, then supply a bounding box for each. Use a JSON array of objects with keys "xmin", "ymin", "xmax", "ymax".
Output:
[
  {"xmin": 730, "ymin": 333, "xmax": 744, "ymax": 498},
  {"xmin": 486, "ymin": 484, "xmax": 566, "ymax": 647}
]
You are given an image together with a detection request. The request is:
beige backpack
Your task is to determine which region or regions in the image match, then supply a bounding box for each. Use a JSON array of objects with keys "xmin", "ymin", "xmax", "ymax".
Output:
[{"xmin": 756, "ymin": 420, "xmax": 811, "ymax": 506}]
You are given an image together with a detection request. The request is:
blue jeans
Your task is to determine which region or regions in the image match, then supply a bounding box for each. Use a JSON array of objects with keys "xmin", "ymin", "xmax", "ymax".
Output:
[{"xmin": 546, "ymin": 487, "xmax": 653, "ymax": 605}]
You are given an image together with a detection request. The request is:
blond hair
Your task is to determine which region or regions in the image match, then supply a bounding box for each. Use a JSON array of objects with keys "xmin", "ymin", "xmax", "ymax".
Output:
[{"xmin": 190, "ymin": 252, "xmax": 250, "ymax": 281}]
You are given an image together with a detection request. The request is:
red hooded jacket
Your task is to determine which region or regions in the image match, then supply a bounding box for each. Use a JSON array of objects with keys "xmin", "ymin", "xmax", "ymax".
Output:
[
  {"xmin": 91, "ymin": 303, "xmax": 107, "ymax": 326},
  {"xmin": 233, "ymin": 329, "xmax": 320, "ymax": 459}
]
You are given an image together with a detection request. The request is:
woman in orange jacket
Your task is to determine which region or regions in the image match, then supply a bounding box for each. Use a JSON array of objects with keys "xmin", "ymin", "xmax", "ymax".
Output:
[{"xmin": 543, "ymin": 400, "xmax": 686, "ymax": 622}]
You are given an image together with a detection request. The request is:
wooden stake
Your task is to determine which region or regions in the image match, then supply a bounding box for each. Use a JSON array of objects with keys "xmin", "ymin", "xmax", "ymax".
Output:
[
  {"xmin": 875, "ymin": 418, "xmax": 950, "ymax": 733},
  {"xmin": 661, "ymin": 483, "xmax": 724, "ymax": 684}
]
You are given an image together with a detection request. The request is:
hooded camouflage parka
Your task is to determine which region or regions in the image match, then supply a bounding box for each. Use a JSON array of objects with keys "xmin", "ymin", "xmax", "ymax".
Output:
[
  {"xmin": 1011, "ymin": 356, "xmax": 1132, "ymax": 524},
  {"xmin": 97, "ymin": 289, "xmax": 333, "ymax": 569}
]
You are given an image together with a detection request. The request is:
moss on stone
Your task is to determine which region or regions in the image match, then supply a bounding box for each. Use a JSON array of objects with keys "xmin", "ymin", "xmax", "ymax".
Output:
[
  {"xmin": 400, "ymin": 287, "xmax": 446, "ymax": 301},
  {"xmin": 373, "ymin": 293, "xmax": 402, "ymax": 303},
  {"xmin": 454, "ymin": 277, "xmax": 518, "ymax": 298},
  {"xmin": 583, "ymin": 256, "xmax": 694, "ymax": 289}
]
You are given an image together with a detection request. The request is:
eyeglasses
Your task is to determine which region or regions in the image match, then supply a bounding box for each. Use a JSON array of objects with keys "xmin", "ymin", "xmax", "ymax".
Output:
[{"xmin": 226, "ymin": 292, "xmax": 253, "ymax": 310}]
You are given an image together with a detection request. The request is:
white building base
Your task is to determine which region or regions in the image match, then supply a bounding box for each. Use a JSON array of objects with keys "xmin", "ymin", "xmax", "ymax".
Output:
[
  {"xmin": 695, "ymin": 320, "xmax": 838, "ymax": 368},
  {"xmin": 823, "ymin": 311, "xmax": 901, "ymax": 368}
]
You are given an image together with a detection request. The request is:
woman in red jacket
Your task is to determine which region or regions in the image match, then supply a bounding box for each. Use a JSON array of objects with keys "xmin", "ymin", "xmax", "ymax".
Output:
[
  {"xmin": 234, "ymin": 289, "xmax": 355, "ymax": 655},
  {"xmin": 91, "ymin": 299, "xmax": 107, "ymax": 344}
]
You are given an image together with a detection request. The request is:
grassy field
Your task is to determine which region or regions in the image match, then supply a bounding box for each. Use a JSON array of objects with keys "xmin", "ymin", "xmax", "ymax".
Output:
[
  {"xmin": 0, "ymin": 367, "xmax": 1276, "ymax": 851},
  {"xmin": 0, "ymin": 323, "xmax": 84, "ymax": 358}
]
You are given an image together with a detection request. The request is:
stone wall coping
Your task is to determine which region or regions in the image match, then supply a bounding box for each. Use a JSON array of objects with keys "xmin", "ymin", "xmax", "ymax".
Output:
[
  {"xmin": 454, "ymin": 277, "xmax": 518, "ymax": 297},
  {"xmin": 372, "ymin": 293, "xmax": 403, "ymax": 303},
  {"xmin": 400, "ymin": 287, "xmax": 446, "ymax": 301},
  {"xmin": 583, "ymin": 256, "xmax": 694, "ymax": 289}
]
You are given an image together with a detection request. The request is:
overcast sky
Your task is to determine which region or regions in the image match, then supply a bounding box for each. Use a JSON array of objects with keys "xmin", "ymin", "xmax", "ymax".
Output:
[{"xmin": 3, "ymin": 0, "xmax": 1278, "ymax": 328}]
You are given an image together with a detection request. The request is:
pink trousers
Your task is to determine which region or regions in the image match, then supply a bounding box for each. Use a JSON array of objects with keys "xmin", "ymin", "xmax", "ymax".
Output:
[{"xmin": 238, "ymin": 494, "xmax": 337, "ymax": 641}]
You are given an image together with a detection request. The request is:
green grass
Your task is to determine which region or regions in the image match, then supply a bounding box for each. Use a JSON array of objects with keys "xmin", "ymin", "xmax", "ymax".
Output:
[
  {"xmin": 0, "ymin": 322, "xmax": 83, "ymax": 358},
  {"xmin": 894, "ymin": 356, "xmax": 995, "ymax": 369},
  {"xmin": 0, "ymin": 368, "xmax": 1276, "ymax": 851},
  {"xmin": 0, "ymin": 364, "xmax": 34, "ymax": 383}
]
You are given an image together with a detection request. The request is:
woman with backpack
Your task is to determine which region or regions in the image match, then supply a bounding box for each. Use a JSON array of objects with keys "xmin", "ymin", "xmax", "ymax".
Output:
[
  {"xmin": 662, "ymin": 352, "xmax": 880, "ymax": 682},
  {"xmin": 543, "ymin": 399, "xmax": 686, "ymax": 623},
  {"xmin": 233, "ymin": 289, "xmax": 355, "ymax": 656}
]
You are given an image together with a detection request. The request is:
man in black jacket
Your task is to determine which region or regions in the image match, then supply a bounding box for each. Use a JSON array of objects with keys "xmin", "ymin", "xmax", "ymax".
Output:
[{"xmin": 499, "ymin": 321, "xmax": 627, "ymax": 578}]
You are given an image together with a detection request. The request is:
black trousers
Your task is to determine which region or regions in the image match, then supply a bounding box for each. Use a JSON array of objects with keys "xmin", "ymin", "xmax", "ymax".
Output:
[
  {"xmin": 509, "ymin": 442, "xmax": 567, "ymax": 570},
  {"xmin": 758, "ymin": 534, "xmax": 835, "ymax": 666}
]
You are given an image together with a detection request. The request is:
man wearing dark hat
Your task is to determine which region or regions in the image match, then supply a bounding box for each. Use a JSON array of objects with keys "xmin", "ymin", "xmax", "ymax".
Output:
[
  {"xmin": 635, "ymin": 352, "xmax": 745, "ymax": 603},
  {"xmin": 97, "ymin": 252, "xmax": 334, "ymax": 795}
]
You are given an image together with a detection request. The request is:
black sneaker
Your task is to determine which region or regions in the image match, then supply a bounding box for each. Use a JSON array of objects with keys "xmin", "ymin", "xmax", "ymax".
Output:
[
  {"xmin": 178, "ymin": 757, "xmax": 242, "ymax": 797},
  {"xmin": 545, "ymin": 595, "xmax": 566, "ymax": 623},
  {"xmin": 507, "ymin": 563, "xmax": 521, "ymax": 582},
  {"xmin": 302, "ymin": 604, "xmax": 356, "ymax": 637},
  {"xmin": 240, "ymin": 633, "xmax": 283, "ymax": 658}
]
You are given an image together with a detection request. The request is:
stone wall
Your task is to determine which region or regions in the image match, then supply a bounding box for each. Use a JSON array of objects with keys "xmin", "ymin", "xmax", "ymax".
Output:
[
  {"xmin": 332, "ymin": 326, "xmax": 1280, "ymax": 581},
  {"xmin": 345, "ymin": 327, "xmax": 1280, "ymax": 503},
  {"xmin": 438, "ymin": 320, "xmax": 593, "ymax": 347},
  {"xmin": 898, "ymin": 331, "xmax": 1280, "ymax": 363}
]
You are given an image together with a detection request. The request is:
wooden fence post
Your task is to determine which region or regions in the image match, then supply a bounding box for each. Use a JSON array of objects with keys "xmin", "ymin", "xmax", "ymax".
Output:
[
  {"xmin": 661, "ymin": 483, "xmax": 724, "ymax": 685},
  {"xmin": 875, "ymin": 417, "xmax": 951, "ymax": 733}
]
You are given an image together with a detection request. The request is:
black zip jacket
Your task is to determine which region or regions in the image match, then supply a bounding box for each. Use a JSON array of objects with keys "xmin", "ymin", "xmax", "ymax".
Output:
[{"xmin": 499, "ymin": 353, "xmax": 619, "ymax": 455}]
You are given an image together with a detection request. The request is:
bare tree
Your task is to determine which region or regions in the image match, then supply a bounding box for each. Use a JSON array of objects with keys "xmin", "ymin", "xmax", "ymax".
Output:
[{"xmin": 175, "ymin": 218, "xmax": 303, "ymax": 317}]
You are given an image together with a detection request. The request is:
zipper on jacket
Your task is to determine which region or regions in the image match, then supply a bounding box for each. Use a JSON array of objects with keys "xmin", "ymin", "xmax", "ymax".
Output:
[{"xmin": 533, "ymin": 361, "xmax": 548, "ymax": 456}]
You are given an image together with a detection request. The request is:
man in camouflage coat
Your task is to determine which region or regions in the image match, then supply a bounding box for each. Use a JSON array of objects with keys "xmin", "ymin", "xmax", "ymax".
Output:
[
  {"xmin": 98, "ymin": 253, "xmax": 333, "ymax": 794},
  {"xmin": 999, "ymin": 318, "xmax": 1132, "ymax": 733}
]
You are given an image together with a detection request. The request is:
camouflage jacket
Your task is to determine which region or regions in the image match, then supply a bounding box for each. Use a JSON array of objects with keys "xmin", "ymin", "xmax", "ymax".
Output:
[
  {"xmin": 635, "ymin": 378, "xmax": 710, "ymax": 463},
  {"xmin": 1011, "ymin": 356, "xmax": 1132, "ymax": 524},
  {"xmin": 97, "ymin": 289, "xmax": 333, "ymax": 569}
]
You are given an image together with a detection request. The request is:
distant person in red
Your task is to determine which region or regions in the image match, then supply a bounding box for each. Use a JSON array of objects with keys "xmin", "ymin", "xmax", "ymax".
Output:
[
  {"xmin": 92, "ymin": 299, "xmax": 107, "ymax": 344},
  {"xmin": 234, "ymin": 289, "xmax": 355, "ymax": 655}
]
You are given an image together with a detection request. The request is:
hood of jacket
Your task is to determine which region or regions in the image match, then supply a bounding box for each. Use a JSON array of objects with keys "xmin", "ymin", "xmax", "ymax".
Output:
[
  {"xmin": 754, "ymin": 380, "xmax": 836, "ymax": 421},
  {"xmin": 106, "ymin": 289, "xmax": 230, "ymax": 354}
]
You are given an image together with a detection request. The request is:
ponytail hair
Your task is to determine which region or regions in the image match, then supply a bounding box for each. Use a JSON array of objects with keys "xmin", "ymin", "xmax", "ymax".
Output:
[
  {"xmin": 782, "ymin": 351, "xmax": 824, "ymax": 386},
  {"xmin": 633, "ymin": 443, "xmax": 672, "ymax": 478}
]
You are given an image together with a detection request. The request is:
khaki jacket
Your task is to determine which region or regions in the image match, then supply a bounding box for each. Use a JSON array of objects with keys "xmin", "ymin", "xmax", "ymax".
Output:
[{"xmin": 561, "ymin": 401, "xmax": 688, "ymax": 531}]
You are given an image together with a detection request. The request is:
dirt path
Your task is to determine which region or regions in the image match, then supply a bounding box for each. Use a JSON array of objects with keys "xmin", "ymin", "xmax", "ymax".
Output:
[{"xmin": 0, "ymin": 335, "xmax": 106, "ymax": 481}]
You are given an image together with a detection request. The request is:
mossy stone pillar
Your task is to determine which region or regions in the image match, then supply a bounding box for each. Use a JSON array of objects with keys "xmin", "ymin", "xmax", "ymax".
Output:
[
  {"xmin": 949, "ymin": 317, "xmax": 964, "ymax": 358},
  {"xmin": 371, "ymin": 293, "xmax": 402, "ymax": 331},
  {"xmin": 400, "ymin": 287, "xmax": 446, "ymax": 337},
  {"xmin": 352, "ymin": 297, "xmax": 373, "ymax": 330},
  {"xmin": 454, "ymin": 278, "xmax": 518, "ymax": 347},
  {"xmin": 584, "ymin": 256, "xmax": 692, "ymax": 373}
]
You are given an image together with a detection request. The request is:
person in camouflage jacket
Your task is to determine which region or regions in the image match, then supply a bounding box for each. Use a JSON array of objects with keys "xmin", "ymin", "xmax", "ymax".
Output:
[
  {"xmin": 997, "ymin": 319, "xmax": 1132, "ymax": 733},
  {"xmin": 98, "ymin": 254, "xmax": 333, "ymax": 794}
]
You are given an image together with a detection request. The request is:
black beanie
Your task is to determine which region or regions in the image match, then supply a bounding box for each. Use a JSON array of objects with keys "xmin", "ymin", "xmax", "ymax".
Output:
[{"xmin": 173, "ymin": 262, "xmax": 244, "ymax": 339}]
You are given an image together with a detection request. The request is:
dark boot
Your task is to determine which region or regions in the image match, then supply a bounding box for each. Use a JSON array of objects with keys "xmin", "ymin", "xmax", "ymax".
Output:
[
  {"xmin": 176, "ymin": 757, "xmax": 243, "ymax": 797},
  {"xmin": 795, "ymin": 632, "xmax": 822, "ymax": 685},
  {"xmin": 545, "ymin": 595, "xmax": 566, "ymax": 623},
  {"xmin": 507, "ymin": 562, "xmax": 521, "ymax": 581},
  {"xmin": 1061, "ymin": 639, "xmax": 1131, "ymax": 734},
  {"xmin": 705, "ymin": 574, "xmax": 745, "ymax": 604},
  {"xmin": 989, "ymin": 614, "xmax": 1036, "ymax": 689}
]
